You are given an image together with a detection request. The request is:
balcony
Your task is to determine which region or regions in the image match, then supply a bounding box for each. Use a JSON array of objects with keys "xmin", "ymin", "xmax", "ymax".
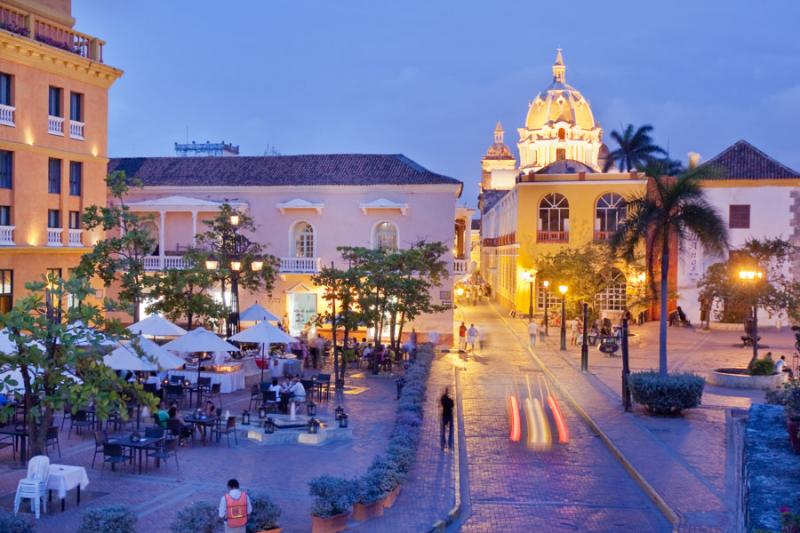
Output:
[
  {"xmin": 593, "ymin": 230, "xmax": 612, "ymax": 241},
  {"xmin": 47, "ymin": 115, "xmax": 63, "ymax": 136},
  {"xmin": 69, "ymin": 120, "xmax": 84, "ymax": 140},
  {"xmin": 453, "ymin": 259, "xmax": 468, "ymax": 275},
  {"xmin": 67, "ymin": 229, "xmax": 83, "ymax": 247},
  {"xmin": 144, "ymin": 256, "xmax": 186, "ymax": 271},
  {"xmin": 0, "ymin": 3, "xmax": 105, "ymax": 62},
  {"xmin": 280, "ymin": 257, "xmax": 320, "ymax": 274},
  {"xmin": 0, "ymin": 225, "xmax": 14, "ymax": 245},
  {"xmin": 537, "ymin": 230, "xmax": 569, "ymax": 243},
  {"xmin": 0, "ymin": 103, "xmax": 14, "ymax": 126},
  {"xmin": 47, "ymin": 228, "xmax": 63, "ymax": 247}
]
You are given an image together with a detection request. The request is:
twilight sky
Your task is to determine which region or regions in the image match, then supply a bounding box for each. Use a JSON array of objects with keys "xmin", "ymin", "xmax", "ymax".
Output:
[{"xmin": 76, "ymin": 0, "xmax": 800, "ymax": 210}]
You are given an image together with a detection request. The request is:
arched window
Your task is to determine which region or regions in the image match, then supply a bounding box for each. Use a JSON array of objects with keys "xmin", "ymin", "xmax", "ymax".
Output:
[
  {"xmin": 293, "ymin": 222, "xmax": 314, "ymax": 258},
  {"xmin": 538, "ymin": 193, "xmax": 569, "ymax": 242},
  {"xmin": 140, "ymin": 220, "xmax": 159, "ymax": 255},
  {"xmin": 374, "ymin": 221, "xmax": 398, "ymax": 251},
  {"xmin": 557, "ymin": 128, "xmax": 566, "ymax": 140},
  {"xmin": 597, "ymin": 268, "xmax": 627, "ymax": 311},
  {"xmin": 595, "ymin": 193, "xmax": 627, "ymax": 240}
]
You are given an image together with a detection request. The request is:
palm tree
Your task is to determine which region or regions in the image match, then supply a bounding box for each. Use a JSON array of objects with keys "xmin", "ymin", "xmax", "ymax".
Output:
[
  {"xmin": 611, "ymin": 171, "xmax": 728, "ymax": 374},
  {"xmin": 604, "ymin": 124, "xmax": 667, "ymax": 172}
]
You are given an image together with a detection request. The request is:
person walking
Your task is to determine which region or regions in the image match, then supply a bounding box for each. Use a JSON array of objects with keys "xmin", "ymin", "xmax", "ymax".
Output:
[
  {"xmin": 440, "ymin": 388, "xmax": 454, "ymax": 450},
  {"xmin": 570, "ymin": 318, "xmax": 581, "ymax": 346},
  {"xmin": 528, "ymin": 319, "xmax": 539, "ymax": 347},
  {"xmin": 409, "ymin": 328, "xmax": 418, "ymax": 360},
  {"xmin": 467, "ymin": 324, "xmax": 479, "ymax": 353},
  {"xmin": 458, "ymin": 322, "xmax": 467, "ymax": 351},
  {"xmin": 219, "ymin": 479, "xmax": 252, "ymax": 533}
]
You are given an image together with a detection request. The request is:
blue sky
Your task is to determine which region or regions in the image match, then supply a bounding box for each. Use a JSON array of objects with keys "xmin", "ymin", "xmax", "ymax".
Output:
[{"xmin": 76, "ymin": 0, "xmax": 800, "ymax": 210}]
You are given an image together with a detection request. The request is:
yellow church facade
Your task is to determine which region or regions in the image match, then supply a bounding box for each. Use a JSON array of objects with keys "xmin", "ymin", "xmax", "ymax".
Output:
[{"xmin": 479, "ymin": 50, "xmax": 647, "ymax": 318}]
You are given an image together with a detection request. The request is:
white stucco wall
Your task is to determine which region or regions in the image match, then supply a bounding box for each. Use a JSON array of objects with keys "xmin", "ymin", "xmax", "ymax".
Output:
[{"xmin": 677, "ymin": 184, "xmax": 799, "ymax": 325}]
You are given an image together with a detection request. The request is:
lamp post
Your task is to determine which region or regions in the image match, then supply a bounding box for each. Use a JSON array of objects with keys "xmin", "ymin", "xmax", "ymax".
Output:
[
  {"xmin": 559, "ymin": 284, "xmax": 568, "ymax": 351},
  {"xmin": 739, "ymin": 268, "xmax": 764, "ymax": 364},
  {"xmin": 522, "ymin": 271, "xmax": 535, "ymax": 323},
  {"xmin": 543, "ymin": 280, "xmax": 550, "ymax": 336}
]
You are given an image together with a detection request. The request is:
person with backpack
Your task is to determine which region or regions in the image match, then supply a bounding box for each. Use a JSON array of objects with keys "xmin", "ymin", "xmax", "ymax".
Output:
[{"xmin": 219, "ymin": 479, "xmax": 252, "ymax": 533}]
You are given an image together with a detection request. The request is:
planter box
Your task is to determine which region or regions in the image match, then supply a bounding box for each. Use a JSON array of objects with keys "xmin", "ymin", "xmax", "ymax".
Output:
[
  {"xmin": 311, "ymin": 512, "xmax": 349, "ymax": 533},
  {"xmin": 352, "ymin": 499, "xmax": 385, "ymax": 521},
  {"xmin": 708, "ymin": 369, "xmax": 787, "ymax": 390},
  {"xmin": 383, "ymin": 486, "xmax": 401, "ymax": 508}
]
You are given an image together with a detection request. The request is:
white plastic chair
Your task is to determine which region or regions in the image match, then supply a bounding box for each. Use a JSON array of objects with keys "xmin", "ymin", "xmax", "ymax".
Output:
[{"xmin": 14, "ymin": 454, "xmax": 50, "ymax": 519}]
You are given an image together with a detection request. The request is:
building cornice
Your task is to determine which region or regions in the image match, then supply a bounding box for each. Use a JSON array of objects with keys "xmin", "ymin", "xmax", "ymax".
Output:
[
  {"xmin": 138, "ymin": 183, "xmax": 461, "ymax": 195},
  {"xmin": 0, "ymin": 31, "xmax": 122, "ymax": 88},
  {"xmin": 0, "ymin": 138, "xmax": 108, "ymax": 162}
]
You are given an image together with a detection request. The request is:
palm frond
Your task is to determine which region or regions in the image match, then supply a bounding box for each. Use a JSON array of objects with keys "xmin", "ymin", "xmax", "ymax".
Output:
[{"xmin": 677, "ymin": 202, "xmax": 729, "ymax": 257}]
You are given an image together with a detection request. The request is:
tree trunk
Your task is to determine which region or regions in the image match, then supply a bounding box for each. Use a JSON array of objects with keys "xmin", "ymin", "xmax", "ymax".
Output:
[
  {"xmin": 389, "ymin": 311, "xmax": 397, "ymax": 358},
  {"xmin": 341, "ymin": 323, "xmax": 349, "ymax": 385},
  {"xmin": 658, "ymin": 232, "xmax": 670, "ymax": 375},
  {"xmin": 133, "ymin": 297, "xmax": 141, "ymax": 324},
  {"xmin": 331, "ymin": 294, "xmax": 340, "ymax": 391}
]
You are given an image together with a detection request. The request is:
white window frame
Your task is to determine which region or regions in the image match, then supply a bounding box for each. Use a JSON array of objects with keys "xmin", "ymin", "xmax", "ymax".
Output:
[
  {"xmin": 291, "ymin": 221, "xmax": 315, "ymax": 258},
  {"xmin": 372, "ymin": 220, "xmax": 399, "ymax": 251}
]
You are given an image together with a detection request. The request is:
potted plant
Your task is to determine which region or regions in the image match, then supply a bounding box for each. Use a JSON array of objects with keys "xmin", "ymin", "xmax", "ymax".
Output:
[
  {"xmin": 169, "ymin": 501, "xmax": 219, "ymax": 533},
  {"xmin": 247, "ymin": 492, "xmax": 282, "ymax": 533},
  {"xmin": 627, "ymin": 372, "xmax": 705, "ymax": 415},
  {"xmin": 353, "ymin": 469, "xmax": 387, "ymax": 521},
  {"xmin": 77, "ymin": 505, "xmax": 137, "ymax": 533},
  {"xmin": 766, "ymin": 381, "xmax": 800, "ymax": 453},
  {"xmin": 308, "ymin": 476, "xmax": 356, "ymax": 533}
]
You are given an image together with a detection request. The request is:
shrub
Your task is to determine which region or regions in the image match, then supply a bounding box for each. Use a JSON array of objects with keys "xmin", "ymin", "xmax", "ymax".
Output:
[
  {"xmin": 627, "ymin": 372, "xmax": 705, "ymax": 415},
  {"xmin": 247, "ymin": 492, "xmax": 281, "ymax": 532},
  {"xmin": 308, "ymin": 475, "xmax": 357, "ymax": 518},
  {"xmin": 367, "ymin": 456, "xmax": 403, "ymax": 493},
  {"xmin": 0, "ymin": 511, "xmax": 34, "ymax": 533},
  {"xmin": 77, "ymin": 505, "xmax": 137, "ymax": 533},
  {"xmin": 750, "ymin": 353, "xmax": 776, "ymax": 376},
  {"xmin": 356, "ymin": 468, "xmax": 388, "ymax": 504},
  {"xmin": 170, "ymin": 501, "xmax": 220, "ymax": 533},
  {"xmin": 766, "ymin": 381, "xmax": 800, "ymax": 415}
]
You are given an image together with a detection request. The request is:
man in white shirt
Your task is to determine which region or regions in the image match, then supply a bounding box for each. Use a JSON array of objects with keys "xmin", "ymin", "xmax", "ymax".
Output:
[
  {"xmin": 219, "ymin": 479, "xmax": 252, "ymax": 533},
  {"xmin": 288, "ymin": 377, "xmax": 306, "ymax": 402},
  {"xmin": 528, "ymin": 320, "xmax": 539, "ymax": 347}
]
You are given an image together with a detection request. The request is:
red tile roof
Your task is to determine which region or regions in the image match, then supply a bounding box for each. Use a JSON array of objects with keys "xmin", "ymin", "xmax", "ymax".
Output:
[{"xmin": 697, "ymin": 140, "xmax": 800, "ymax": 180}]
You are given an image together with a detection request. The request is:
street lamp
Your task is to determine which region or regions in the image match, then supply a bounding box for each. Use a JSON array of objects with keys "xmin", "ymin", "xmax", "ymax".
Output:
[
  {"xmin": 559, "ymin": 284, "xmax": 568, "ymax": 351},
  {"xmin": 229, "ymin": 214, "xmax": 240, "ymax": 226},
  {"xmin": 543, "ymin": 280, "xmax": 550, "ymax": 336},
  {"xmin": 739, "ymin": 268, "xmax": 764, "ymax": 364},
  {"xmin": 522, "ymin": 270, "xmax": 535, "ymax": 323}
]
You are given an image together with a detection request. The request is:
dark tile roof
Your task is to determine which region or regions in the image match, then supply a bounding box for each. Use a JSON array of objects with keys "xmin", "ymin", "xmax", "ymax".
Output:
[
  {"xmin": 108, "ymin": 154, "xmax": 462, "ymax": 190},
  {"xmin": 697, "ymin": 140, "xmax": 800, "ymax": 180},
  {"xmin": 481, "ymin": 189, "xmax": 510, "ymax": 214},
  {"xmin": 536, "ymin": 159, "xmax": 595, "ymax": 175}
]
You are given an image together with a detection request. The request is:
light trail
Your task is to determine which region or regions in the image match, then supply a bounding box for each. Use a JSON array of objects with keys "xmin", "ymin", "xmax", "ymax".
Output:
[{"xmin": 507, "ymin": 395, "xmax": 521, "ymax": 442}]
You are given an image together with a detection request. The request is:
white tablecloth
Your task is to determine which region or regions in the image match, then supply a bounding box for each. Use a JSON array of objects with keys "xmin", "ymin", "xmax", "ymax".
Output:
[
  {"xmin": 47, "ymin": 464, "xmax": 89, "ymax": 500},
  {"xmin": 168, "ymin": 370, "xmax": 245, "ymax": 393}
]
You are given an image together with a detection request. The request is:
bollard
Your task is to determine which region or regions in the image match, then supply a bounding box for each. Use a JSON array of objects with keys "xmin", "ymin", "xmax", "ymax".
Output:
[
  {"xmin": 621, "ymin": 317, "xmax": 632, "ymax": 412},
  {"xmin": 580, "ymin": 302, "xmax": 589, "ymax": 372}
]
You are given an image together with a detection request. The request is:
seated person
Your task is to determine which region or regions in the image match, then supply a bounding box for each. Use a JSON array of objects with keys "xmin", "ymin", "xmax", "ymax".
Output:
[
  {"xmin": 203, "ymin": 400, "xmax": 218, "ymax": 418},
  {"xmin": 776, "ymin": 355, "xmax": 794, "ymax": 379},
  {"xmin": 167, "ymin": 406, "xmax": 193, "ymax": 440},
  {"xmin": 267, "ymin": 378, "xmax": 282, "ymax": 402},
  {"xmin": 155, "ymin": 401, "xmax": 169, "ymax": 428},
  {"xmin": 288, "ymin": 377, "xmax": 306, "ymax": 402}
]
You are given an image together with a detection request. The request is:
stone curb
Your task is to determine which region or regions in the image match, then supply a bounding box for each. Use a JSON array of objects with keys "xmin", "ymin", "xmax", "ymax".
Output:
[
  {"xmin": 424, "ymin": 364, "xmax": 461, "ymax": 533},
  {"xmin": 495, "ymin": 309, "xmax": 682, "ymax": 532}
]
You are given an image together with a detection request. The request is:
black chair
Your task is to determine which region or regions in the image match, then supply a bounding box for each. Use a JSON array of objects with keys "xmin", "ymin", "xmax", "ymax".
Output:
[
  {"xmin": 167, "ymin": 419, "xmax": 191, "ymax": 445},
  {"xmin": 102, "ymin": 443, "xmax": 129, "ymax": 472},
  {"xmin": 316, "ymin": 374, "xmax": 331, "ymax": 402},
  {"xmin": 147, "ymin": 437, "xmax": 179, "ymax": 471},
  {"xmin": 212, "ymin": 417, "xmax": 238, "ymax": 447},
  {"xmin": 68, "ymin": 410, "xmax": 93, "ymax": 438},
  {"xmin": 0, "ymin": 422, "xmax": 15, "ymax": 459},
  {"xmin": 143, "ymin": 383, "xmax": 158, "ymax": 395},
  {"xmin": 249, "ymin": 384, "xmax": 261, "ymax": 411},
  {"xmin": 45, "ymin": 426, "xmax": 61, "ymax": 458},
  {"xmin": 165, "ymin": 385, "xmax": 184, "ymax": 408},
  {"xmin": 91, "ymin": 430, "xmax": 106, "ymax": 468},
  {"xmin": 169, "ymin": 375, "xmax": 185, "ymax": 384},
  {"xmin": 59, "ymin": 403, "xmax": 72, "ymax": 431}
]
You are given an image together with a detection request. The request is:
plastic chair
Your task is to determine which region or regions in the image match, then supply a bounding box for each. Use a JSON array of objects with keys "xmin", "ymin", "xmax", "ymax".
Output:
[{"xmin": 14, "ymin": 455, "xmax": 49, "ymax": 519}]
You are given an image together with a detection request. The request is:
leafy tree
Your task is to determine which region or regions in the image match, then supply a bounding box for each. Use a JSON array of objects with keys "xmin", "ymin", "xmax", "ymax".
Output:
[
  {"xmin": 0, "ymin": 275, "xmax": 155, "ymax": 455},
  {"xmin": 643, "ymin": 157, "xmax": 684, "ymax": 178},
  {"xmin": 603, "ymin": 124, "xmax": 667, "ymax": 172},
  {"xmin": 146, "ymin": 250, "xmax": 226, "ymax": 329},
  {"xmin": 194, "ymin": 204, "xmax": 279, "ymax": 334},
  {"xmin": 612, "ymin": 172, "xmax": 728, "ymax": 374},
  {"xmin": 698, "ymin": 238, "xmax": 800, "ymax": 331},
  {"xmin": 78, "ymin": 172, "xmax": 156, "ymax": 323}
]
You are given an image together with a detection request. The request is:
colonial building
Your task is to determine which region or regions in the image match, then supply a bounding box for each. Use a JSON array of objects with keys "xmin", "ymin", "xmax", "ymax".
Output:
[
  {"xmin": 677, "ymin": 140, "xmax": 800, "ymax": 325},
  {"xmin": 0, "ymin": 0, "xmax": 122, "ymax": 311},
  {"xmin": 479, "ymin": 50, "xmax": 647, "ymax": 317},
  {"xmin": 108, "ymin": 153, "xmax": 464, "ymax": 342}
]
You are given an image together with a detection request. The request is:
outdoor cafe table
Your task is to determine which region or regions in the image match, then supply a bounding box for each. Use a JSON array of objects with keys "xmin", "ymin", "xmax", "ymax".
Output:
[
  {"xmin": 0, "ymin": 425, "xmax": 28, "ymax": 465},
  {"xmin": 167, "ymin": 369, "xmax": 245, "ymax": 393},
  {"xmin": 47, "ymin": 464, "xmax": 89, "ymax": 511},
  {"xmin": 184, "ymin": 414, "xmax": 218, "ymax": 445},
  {"xmin": 106, "ymin": 434, "xmax": 164, "ymax": 474}
]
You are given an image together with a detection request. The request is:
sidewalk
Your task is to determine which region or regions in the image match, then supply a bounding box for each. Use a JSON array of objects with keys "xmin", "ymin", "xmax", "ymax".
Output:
[{"xmin": 487, "ymin": 303, "xmax": 738, "ymax": 532}]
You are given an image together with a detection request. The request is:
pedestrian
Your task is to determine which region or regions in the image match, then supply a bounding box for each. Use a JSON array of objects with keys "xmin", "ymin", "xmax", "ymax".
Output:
[
  {"xmin": 440, "ymin": 387, "xmax": 454, "ymax": 450},
  {"xmin": 409, "ymin": 328, "xmax": 418, "ymax": 360},
  {"xmin": 570, "ymin": 318, "xmax": 581, "ymax": 346},
  {"xmin": 218, "ymin": 479, "xmax": 252, "ymax": 533},
  {"xmin": 539, "ymin": 319, "xmax": 546, "ymax": 342},
  {"xmin": 458, "ymin": 322, "xmax": 467, "ymax": 351},
  {"xmin": 467, "ymin": 323, "xmax": 478, "ymax": 353},
  {"xmin": 528, "ymin": 319, "xmax": 538, "ymax": 347}
]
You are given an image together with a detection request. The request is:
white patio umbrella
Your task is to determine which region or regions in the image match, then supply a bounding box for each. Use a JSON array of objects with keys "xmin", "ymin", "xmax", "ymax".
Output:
[
  {"xmin": 104, "ymin": 337, "xmax": 186, "ymax": 371},
  {"xmin": 229, "ymin": 321, "xmax": 295, "ymax": 382},
  {"xmin": 163, "ymin": 327, "xmax": 240, "ymax": 354},
  {"xmin": 127, "ymin": 315, "xmax": 187, "ymax": 338},
  {"xmin": 239, "ymin": 303, "xmax": 279, "ymax": 323},
  {"xmin": 63, "ymin": 320, "xmax": 116, "ymax": 347}
]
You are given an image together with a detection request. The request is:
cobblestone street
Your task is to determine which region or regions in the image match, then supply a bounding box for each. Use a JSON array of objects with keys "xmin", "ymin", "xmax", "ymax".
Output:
[{"xmin": 452, "ymin": 303, "xmax": 670, "ymax": 532}]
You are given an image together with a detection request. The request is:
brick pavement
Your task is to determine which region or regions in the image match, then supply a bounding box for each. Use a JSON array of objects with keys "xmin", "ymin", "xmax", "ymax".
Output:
[
  {"xmin": 453, "ymin": 304, "xmax": 670, "ymax": 533},
  {"xmin": 491, "ymin": 303, "xmax": 744, "ymax": 531},
  {"xmin": 0, "ymin": 367, "xmax": 400, "ymax": 533}
]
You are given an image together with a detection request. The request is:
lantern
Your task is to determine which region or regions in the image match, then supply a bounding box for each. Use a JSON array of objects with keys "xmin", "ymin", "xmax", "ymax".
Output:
[
  {"xmin": 230, "ymin": 261, "xmax": 242, "ymax": 272},
  {"xmin": 338, "ymin": 413, "xmax": 348, "ymax": 428},
  {"xmin": 183, "ymin": 380, "xmax": 191, "ymax": 389},
  {"xmin": 229, "ymin": 214, "xmax": 240, "ymax": 226},
  {"xmin": 306, "ymin": 401, "xmax": 317, "ymax": 416},
  {"xmin": 162, "ymin": 378, "xmax": 169, "ymax": 387},
  {"xmin": 242, "ymin": 410, "xmax": 250, "ymax": 425},
  {"xmin": 308, "ymin": 418, "xmax": 320, "ymax": 434},
  {"xmin": 205, "ymin": 259, "xmax": 219, "ymax": 270},
  {"xmin": 251, "ymin": 261, "xmax": 263, "ymax": 272},
  {"xmin": 334, "ymin": 406, "xmax": 344, "ymax": 420},
  {"xmin": 258, "ymin": 406, "xmax": 267, "ymax": 419},
  {"xmin": 264, "ymin": 417, "xmax": 275, "ymax": 434}
]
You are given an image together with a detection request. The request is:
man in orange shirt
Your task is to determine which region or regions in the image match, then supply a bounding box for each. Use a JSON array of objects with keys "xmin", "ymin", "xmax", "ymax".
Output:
[{"xmin": 458, "ymin": 322, "xmax": 467, "ymax": 351}]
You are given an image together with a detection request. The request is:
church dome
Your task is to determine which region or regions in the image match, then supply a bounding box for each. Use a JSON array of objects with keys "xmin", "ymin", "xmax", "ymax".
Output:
[{"xmin": 524, "ymin": 49, "xmax": 597, "ymax": 131}]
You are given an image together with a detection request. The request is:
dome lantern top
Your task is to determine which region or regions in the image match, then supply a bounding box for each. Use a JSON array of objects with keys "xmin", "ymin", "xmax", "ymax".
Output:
[{"xmin": 552, "ymin": 48, "xmax": 566, "ymax": 83}]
